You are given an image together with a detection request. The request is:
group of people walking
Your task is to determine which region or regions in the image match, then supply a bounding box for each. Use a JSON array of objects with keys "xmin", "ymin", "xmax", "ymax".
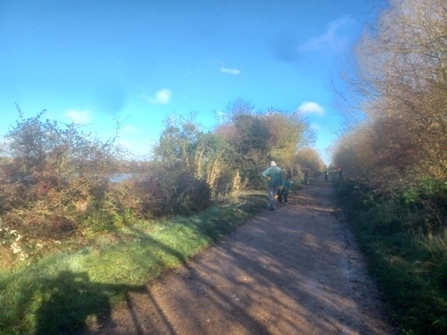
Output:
[
  {"xmin": 261, "ymin": 161, "xmax": 342, "ymax": 211},
  {"xmin": 261, "ymin": 161, "xmax": 291, "ymax": 211}
]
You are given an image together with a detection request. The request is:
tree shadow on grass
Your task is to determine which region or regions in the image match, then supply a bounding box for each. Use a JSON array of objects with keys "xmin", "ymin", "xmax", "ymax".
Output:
[
  {"xmin": 34, "ymin": 271, "xmax": 144, "ymax": 335},
  {"xmin": 93, "ymin": 186, "xmax": 396, "ymax": 334}
]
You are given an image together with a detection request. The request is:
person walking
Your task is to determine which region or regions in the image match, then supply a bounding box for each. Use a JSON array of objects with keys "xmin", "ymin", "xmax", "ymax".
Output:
[
  {"xmin": 337, "ymin": 167, "xmax": 343, "ymax": 180},
  {"xmin": 304, "ymin": 167, "xmax": 310, "ymax": 186},
  {"xmin": 324, "ymin": 167, "xmax": 329, "ymax": 182},
  {"xmin": 262, "ymin": 161, "xmax": 283, "ymax": 211},
  {"xmin": 277, "ymin": 178, "xmax": 292, "ymax": 204}
]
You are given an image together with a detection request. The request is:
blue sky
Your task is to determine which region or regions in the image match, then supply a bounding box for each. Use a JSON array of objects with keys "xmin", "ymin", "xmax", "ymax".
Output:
[{"xmin": 0, "ymin": 0, "xmax": 382, "ymax": 163}]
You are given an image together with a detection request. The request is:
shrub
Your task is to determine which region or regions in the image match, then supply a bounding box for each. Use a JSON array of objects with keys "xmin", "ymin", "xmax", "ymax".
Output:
[
  {"xmin": 157, "ymin": 170, "xmax": 211, "ymax": 215},
  {"xmin": 0, "ymin": 110, "xmax": 122, "ymax": 241},
  {"xmin": 336, "ymin": 177, "xmax": 447, "ymax": 334}
]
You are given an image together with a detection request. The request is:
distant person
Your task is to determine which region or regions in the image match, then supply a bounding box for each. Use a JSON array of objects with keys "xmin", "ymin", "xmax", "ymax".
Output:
[
  {"xmin": 304, "ymin": 167, "xmax": 310, "ymax": 186},
  {"xmin": 324, "ymin": 168, "xmax": 329, "ymax": 182},
  {"xmin": 277, "ymin": 178, "xmax": 292, "ymax": 204},
  {"xmin": 262, "ymin": 161, "xmax": 283, "ymax": 211},
  {"xmin": 337, "ymin": 167, "xmax": 343, "ymax": 180}
]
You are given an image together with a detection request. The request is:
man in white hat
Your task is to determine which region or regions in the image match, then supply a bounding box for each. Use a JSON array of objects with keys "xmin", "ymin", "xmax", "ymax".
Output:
[{"xmin": 262, "ymin": 161, "xmax": 283, "ymax": 211}]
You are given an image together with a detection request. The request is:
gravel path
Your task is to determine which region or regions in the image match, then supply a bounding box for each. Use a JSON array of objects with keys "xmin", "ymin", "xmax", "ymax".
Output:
[{"xmin": 85, "ymin": 178, "xmax": 397, "ymax": 335}]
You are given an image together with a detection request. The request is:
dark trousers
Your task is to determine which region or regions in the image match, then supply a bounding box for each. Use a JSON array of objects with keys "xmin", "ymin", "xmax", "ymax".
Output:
[{"xmin": 277, "ymin": 189, "xmax": 288, "ymax": 203}]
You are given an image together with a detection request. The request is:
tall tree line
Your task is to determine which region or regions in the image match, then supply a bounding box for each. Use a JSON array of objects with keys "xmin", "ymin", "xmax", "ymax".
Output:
[{"xmin": 333, "ymin": 0, "xmax": 447, "ymax": 187}]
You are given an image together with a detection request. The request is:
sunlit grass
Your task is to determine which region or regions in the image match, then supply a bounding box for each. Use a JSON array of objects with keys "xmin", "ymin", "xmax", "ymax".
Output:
[
  {"xmin": 0, "ymin": 192, "xmax": 265, "ymax": 335},
  {"xmin": 337, "ymin": 182, "xmax": 447, "ymax": 335}
]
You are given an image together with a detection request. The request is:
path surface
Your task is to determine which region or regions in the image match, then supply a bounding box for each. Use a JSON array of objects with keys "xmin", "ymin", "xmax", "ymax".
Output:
[{"xmin": 86, "ymin": 178, "xmax": 397, "ymax": 335}]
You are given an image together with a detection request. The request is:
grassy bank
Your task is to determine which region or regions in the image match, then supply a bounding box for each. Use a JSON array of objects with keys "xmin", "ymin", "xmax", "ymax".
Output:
[
  {"xmin": 336, "ymin": 180, "xmax": 447, "ymax": 335},
  {"xmin": 0, "ymin": 192, "xmax": 265, "ymax": 335}
]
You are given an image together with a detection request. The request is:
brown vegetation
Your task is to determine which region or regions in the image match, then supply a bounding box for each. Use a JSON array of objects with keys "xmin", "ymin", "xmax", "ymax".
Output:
[
  {"xmin": 333, "ymin": 0, "xmax": 447, "ymax": 185},
  {"xmin": 0, "ymin": 103, "xmax": 322, "ymax": 268},
  {"xmin": 331, "ymin": 1, "xmax": 447, "ymax": 332}
]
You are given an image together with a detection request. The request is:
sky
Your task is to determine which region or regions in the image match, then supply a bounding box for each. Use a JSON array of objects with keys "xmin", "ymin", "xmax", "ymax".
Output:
[{"xmin": 0, "ymin": 0, "xmax": 383, "ymax": 164}]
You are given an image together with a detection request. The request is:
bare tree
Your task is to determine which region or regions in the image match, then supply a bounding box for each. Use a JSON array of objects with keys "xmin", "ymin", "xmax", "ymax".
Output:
[{"xmin": 334, "ymin": 0, "xmax": 447, "ymax": 182}]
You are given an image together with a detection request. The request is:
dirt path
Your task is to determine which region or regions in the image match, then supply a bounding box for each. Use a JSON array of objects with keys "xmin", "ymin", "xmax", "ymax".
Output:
[{"xmin": 86, "ymin": 178, "xmax": 397, "ymax": 335}]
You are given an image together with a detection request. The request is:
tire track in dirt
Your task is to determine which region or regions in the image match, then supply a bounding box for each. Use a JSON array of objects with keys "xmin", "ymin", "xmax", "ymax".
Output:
[{"xmin": 84, "ymin": 178, "xmax": 397, "ymax": 335}]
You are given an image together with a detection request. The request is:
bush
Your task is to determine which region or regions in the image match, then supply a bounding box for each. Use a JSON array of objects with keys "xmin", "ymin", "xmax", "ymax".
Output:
[
  {"xmin": 336, "ymin": 177, "xmax": 447, "ymax": 334},
  {"xmin": 0, "ymin": 111, "xmax": 123, "ymax": 252},
  {"xmin": 158, "ymin": 171, "xmax": 211, "ymax": 215}
]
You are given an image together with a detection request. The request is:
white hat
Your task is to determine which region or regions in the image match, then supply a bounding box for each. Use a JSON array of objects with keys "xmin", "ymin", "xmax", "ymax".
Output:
[{"xmin": 270, "ymin": 161, "xmax": 276, "ymax": 166}]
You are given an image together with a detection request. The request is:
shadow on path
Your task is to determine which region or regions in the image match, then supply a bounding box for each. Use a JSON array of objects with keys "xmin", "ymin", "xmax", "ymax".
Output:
[
  {"xmin": 35, "ymin": 271, "xmax": 144, "ymax": 335},
  {"xmin": 82, "ymin": 177, "xmax": 396, "ymax": 334}
]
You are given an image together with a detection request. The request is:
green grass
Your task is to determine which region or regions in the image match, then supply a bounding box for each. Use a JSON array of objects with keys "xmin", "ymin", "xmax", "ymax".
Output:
[
  {"xmin": 336, "ymin": 181, "xmax": 447, "ymax": 335},
  {"xmin": 0, "ymin": 192, "xmax": 266, "ymax": 335}
]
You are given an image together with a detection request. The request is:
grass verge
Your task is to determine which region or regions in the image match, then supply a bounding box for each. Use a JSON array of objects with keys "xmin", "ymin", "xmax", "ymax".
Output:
[
  {"xmin": 0, "ymin": 192, "xmax": 266, "ymax": 335},
  {"xmin": 336, "ymin": 181, "xmax": 447, "ymax": 335}
]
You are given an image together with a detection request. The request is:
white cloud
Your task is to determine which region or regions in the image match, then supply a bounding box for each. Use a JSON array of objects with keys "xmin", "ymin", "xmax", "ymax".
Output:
[
  {"xmin": 310, "ymin": 123, "xmax": 320, "ymax": 131},
  {"xmin": 297, "ymin": 17, "xmax": 352, "ymax": 52},
  {"xmin": 220, "ymin": 67, "xmax": 241, "ymax": 75},
  {"xmin": 65, "ymin": 109, "xmax": 92, "ymax": 124},
  {"xmin": 119, "ymin": 140, "xmax": 131, "ymax": 148},
  {"xmin": 0, "ymin": 137, "xmax": 11, "ymax": 154},
  {"xmin": 123, "ymin": 125, "xmax": 139, "ymax": 133},
  {"xmin": 144, "ymin": 89, "xmax": 172, "ymax": 104},
  {"xmin": 297, "ymin": 101, "xmax": 325, "ymax": 115}
]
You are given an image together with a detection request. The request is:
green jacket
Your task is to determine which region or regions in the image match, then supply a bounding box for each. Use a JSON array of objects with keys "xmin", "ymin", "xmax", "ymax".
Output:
[
  {"xmin": 282, "ymin": 180, "xmax": 292, "ymax": 190},
  {"xmin": 262, "ymin": 166, "xmax": 283, "ymax": 187}
]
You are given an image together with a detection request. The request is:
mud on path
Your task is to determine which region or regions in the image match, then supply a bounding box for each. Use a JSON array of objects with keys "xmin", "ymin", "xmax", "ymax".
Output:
[{"xmin": 86, "ymin": 178, "xmax": 397, "ymax": 335}]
